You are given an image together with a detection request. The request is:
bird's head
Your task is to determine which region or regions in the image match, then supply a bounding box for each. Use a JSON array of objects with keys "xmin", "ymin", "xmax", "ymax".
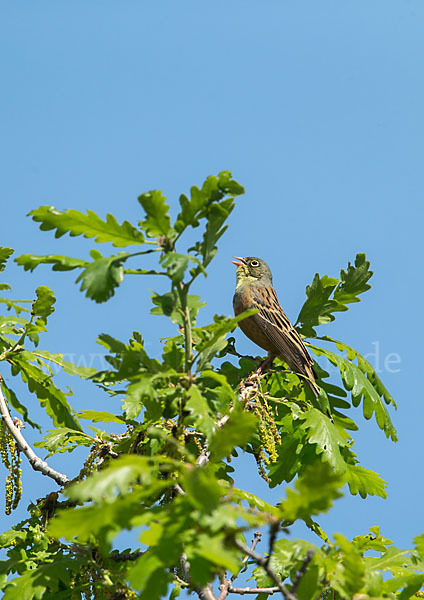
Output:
[{"xmin": 232, "ymin": 256, "xmax": 273, "ymax": 287}]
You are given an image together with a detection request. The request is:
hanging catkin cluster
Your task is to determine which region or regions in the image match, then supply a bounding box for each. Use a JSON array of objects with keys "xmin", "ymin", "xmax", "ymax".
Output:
[
  {"xmin": 0, "ymin": 420, "xmax": 22, "ymax": 514},
  {"xmin": 241, "ymin": 378, "xmax": 281, "ymax": 482}
]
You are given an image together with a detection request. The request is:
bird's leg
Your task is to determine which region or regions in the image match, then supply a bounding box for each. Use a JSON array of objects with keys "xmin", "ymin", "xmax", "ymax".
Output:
[
  {"xmin": 242, "ymin": 353, "xmax": 274, "ymax": 389},
  {"xmin": 239, "ymin": 354, "xmax": 275, "ymax": 399},
  {"xmin": 255, "ymin": 352, "xmax": 274, "ymax": 375},
  {"xmin": 239, "ymin": 354, "xmax": 275, "ymax": 410}
]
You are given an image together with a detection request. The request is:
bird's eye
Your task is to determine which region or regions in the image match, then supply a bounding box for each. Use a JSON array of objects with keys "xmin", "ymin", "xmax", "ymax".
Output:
[{"xmin": 250, "ymin": 260, "xmax": 259, "ymax": 267}]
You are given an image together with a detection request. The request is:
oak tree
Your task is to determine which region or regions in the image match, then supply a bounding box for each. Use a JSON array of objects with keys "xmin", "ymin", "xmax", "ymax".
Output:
[{"xmin": 1, "ymin": 173, "xmax": 423, "ymax": 599}]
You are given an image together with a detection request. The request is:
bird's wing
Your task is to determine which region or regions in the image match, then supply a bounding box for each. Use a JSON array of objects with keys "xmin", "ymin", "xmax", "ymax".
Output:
[{"xmin": 250, "ymin": 285, "xmax": 316, "ymax": 379}]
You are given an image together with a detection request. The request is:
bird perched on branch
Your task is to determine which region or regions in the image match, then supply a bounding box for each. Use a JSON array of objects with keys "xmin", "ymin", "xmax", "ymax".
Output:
[{"xmin": 232, "ymin": 256, "xmax": 320, "ymax": 397}]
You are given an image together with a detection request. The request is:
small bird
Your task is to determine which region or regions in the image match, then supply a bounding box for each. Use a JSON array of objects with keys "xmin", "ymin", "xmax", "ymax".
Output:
[{"xmin": 232, "ymin": 256, "xmax": 320, "ymax": 396}]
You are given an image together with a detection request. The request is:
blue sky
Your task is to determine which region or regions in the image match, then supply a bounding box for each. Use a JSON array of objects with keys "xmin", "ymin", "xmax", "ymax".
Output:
[{"xmin": 1, "ymin": 0, "xmax": 423, "ymax": 571}]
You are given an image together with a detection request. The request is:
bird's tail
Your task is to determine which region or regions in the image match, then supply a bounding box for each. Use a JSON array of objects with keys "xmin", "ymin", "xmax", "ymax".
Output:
[
  {"xmin": 305, "ymin": 376, "xmax": 321, "ymax": 398},
  {"xmin": 298, "ymin": 362, "xmax": 320, "ymax": 397},
  {"xmin": 302, "ymin": 368, "xmax": 333, "ymax": 421}
]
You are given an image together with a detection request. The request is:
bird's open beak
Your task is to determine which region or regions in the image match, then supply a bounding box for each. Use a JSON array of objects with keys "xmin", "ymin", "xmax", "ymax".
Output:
[{"xmin": 231, "ymin": 256, "xmax": 246, "ymax": 267}]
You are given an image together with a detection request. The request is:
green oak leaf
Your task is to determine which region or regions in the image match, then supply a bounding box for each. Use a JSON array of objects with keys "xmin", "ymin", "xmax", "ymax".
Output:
[
  {"xmin": 332, "ymin": 534, "xmax": 366, "ymax": 598},
  {"xmin": 185, "ymin": 385, "xmax": 216, "ymax": 439},
  {"xmin": 209, "ymin": 410, "xmax": 257, "ymax": 462},
  {"xmin": 76, "ymin": 249, "xmax": 130, "ymax": 302},
  {"xmin": 1, "ymin": 381, "xmax": 40, "ymax": 430},
  {"xmin": 344, "ymin": 464, "xmax": 387, "ymax": 499},
  {"xmin": 281, "ymin": 462, "xmax": 344, "ymax": 522},
  {"xmin": 15, "ymin": 253, "xmax": 86, "ymax": 272},
  {"xmin": 309, "ymin": 344, "xmax": 397, "ymax": 441},
  {"xmin": 64, "ymin": 455, "xmax": 175, "ymax": 503},
  {"xmin": 174, "ymin": 171, "xmax": 244, "ymax": 234},
  {"xmin": 34, "ymin": 427, "xmax": 93, "ymax": 457},
  {"xmin": 28, "ymin": 206, "xmax": 144, "ymax": 246},
  {"xmin": 9, "ymin": 352, "xmax": 82, "ymax": 431},
  {"xmin": 31, "ymin": 350, "xmax": 97, "ymax": 378},
  {"xmin": 182, "ymin": 466, "xmax": 224, "ymax": 512},
  {"xmin": 138, "ymin": 190, "xmax": 173, "ymax": 238},
  {"xmin": 301, "ymin": 408, "xmax": 348, "ymax": 473},
  {"xmin": 297, "ymin": 253, "xmax": 373, "ymax": 337},
  {"xmin": 0, "ymin": 247, "xmax": 14, "ymax": 272},
  {"xmin": 32, "ymin": 286, "xmax": 56, "ymax": 323}
]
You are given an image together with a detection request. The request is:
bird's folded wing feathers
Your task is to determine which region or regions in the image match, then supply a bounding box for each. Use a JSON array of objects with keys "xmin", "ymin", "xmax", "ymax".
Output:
[{"xmin": 250, "ymin": 286, "xmax": 315, "ymax": 376}]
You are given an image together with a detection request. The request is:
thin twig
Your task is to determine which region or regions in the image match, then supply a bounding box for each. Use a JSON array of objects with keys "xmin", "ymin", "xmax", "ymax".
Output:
[
  {"xmin": 96, "ymin": 443, "xmax": 119, "ymax": 462},
  {"xmin": 195, "ymin": 409, "xmax": 235, "ymax": 467},
  {"xmin": 228, "ymin": 586, "xmax": 281, "ymax": 595},
  {"xmin": 174, "ymin": 483, "xmax": 186, "ymax": 496},
  {"xmin": 231, "ymin": 531, "xmax": 262, "ymax": 582},
  {"xmin": 217, "ymin": 532, "xmax": 263, "ymax": 600},
  {"xmin": 180, "ymin": 554, "xmax": 191, "ymax": 583},
  {"xmin": 218, "ymin": 584, "xmax": 230, "ymax": 600},
  {"xmin": 174, "ymin": 574, "xmax": 190, "ymax": 588},
  {"xmin": 265, "ymin": 521, "xmax": 280, "ymax": 567},
  {"xmin": 291, "ymin": 550, "xmax": 314, "ymax": 594},
  {"xmin": 233, "ymin": 539, "xmax": 297, "ymax": 600},
  {"xmin": 196, "ymin": 440, "xmax": 210, "ymax": 466},
  {"xmin": 197, "ymin": 586, "xmax": 218, "ymax": 600},
  {"xmin": 178, "ymin": 282, "xmax": 193, "ymax": 374},
  {"xmin": 216, "ymin": 413, "xmax": 231, "ymax": 428},
  {"xmin": 0, "ymin": 379, "xmax": 69, "ymax": 486},
  {"xmin": 180, "ymin": 552, "xmax": 218, "ymax": 600},
  {"xmin": 181, "ymin": 378, "xmax": 264, "ymax": 599},
  {"xmin": 109, "ymin": 550, "xmax": 145, "ymax": 562}
]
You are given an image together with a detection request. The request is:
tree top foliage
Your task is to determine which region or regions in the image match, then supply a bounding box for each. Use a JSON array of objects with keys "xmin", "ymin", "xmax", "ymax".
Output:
[{"xmin": 0, "ymin": 172, "xmax": 422, "ymax": 600}]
